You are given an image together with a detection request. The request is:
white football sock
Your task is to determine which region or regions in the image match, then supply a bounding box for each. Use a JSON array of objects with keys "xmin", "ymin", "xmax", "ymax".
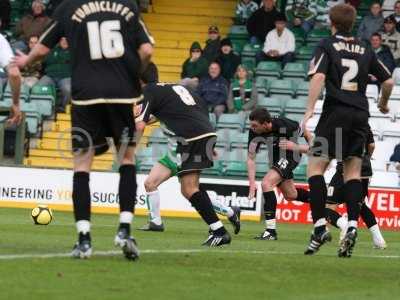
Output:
[
  {"xmin": 76, "ymin": 220, "xmax": 90, "ymax": 234},
  {"xmin": 119, "ymin": 211, "xmax": 133, "ymax": 224},
  {"xmin": 314, "ymin": 218, "xmax": 327, "ymax": 227},
  {"xmin": 348, "ymin": 220, "xmax": 358, "ymax": 229},
  {"xmin": 369, "ymin": 224, "xmax": 384, "ymax": 241},
  {"xmin": 210, "ymin": 220, "xmax": 223, "ymax": 231},
  {"xmin": 337, "ymin": 217, "xmax": 348, "ymax": 231},
  {"xmin": 210, "ymin": 198, "xmax": 234, "ymax": 217},
  {"xmin": 147, "ymin": 190, "xmax": 162, "ymax": 225},
  {"xmin": 265, "ymin": 219, "xmax": 276, "ymax": 230}
]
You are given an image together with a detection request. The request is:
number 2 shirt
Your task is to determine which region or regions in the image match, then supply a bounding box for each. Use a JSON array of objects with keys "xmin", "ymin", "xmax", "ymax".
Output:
[
  {"xmin": 308, "ymin": 32, "xmax": 391, "ymax": 112},
  {"xmin": 40, "ymin": 0, "xmax": 152, "ymax": 105}
]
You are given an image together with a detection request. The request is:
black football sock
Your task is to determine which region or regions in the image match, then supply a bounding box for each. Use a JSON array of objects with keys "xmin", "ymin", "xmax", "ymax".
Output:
[
  {"xmin": 295, "ymin": 188, "xmax": 310, "ymax": 203},
  {"xmin": 325, "ymin": 208, "xmax": 341, "ymax": 228},
  {"xmin": 72, "ymin": 172, "xmax": 91, "ymax": 222},
  {"xmin": 189, "ymin": 191, "xmax": 226, "ymax": 235},
  {"xmin": 344, "ymin": 179, "xmax": 363, "ymax": 227},
  {"xmin": 308, "ymin": 175, "xmax": 327, "ymax": 231},
  {"xmin": 360, "ymin": 203, "xmax": 377, "ymax": 228},
  {"xmin": 263, "ymin": 191, "xmax": 277, "ymax": 230},
  {"xmin": 118, "ymin": 165, "xmax": 137, "ymax": 235}
]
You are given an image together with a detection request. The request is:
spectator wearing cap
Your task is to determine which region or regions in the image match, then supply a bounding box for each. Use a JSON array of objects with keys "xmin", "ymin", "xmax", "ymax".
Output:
[
  {"xmin": 14, "ymin": 0, "xmax": 51, "ymax": 51},
  {"xmin": 369, "ymin": 33, "xmax": 396, "ymax": 88},
  {"xmin": 227, "ymin": 65, "xmax": 257, "ymax": 113},
  {"xmin": 181, "ymin": 41, "xmax": 209, "ymax": 87},
  {"xmin": 357, "ymin": 2, "xmax": 384, "ymax": 43},
  {"xmin": 255, "ymin": 13, "xmax": 295, "ymax": 67},
  {"xmin": 216, "ymin": 38, "xmax": 241, "ymax": 82},
  {"xmin": 381, "ymin": 15, "xmax": 400, "ymax": 65},
  {"xmin": 235, "ymin": 0, "xmax": 258, "ymax": 25},
  {"xmin": 198, "ymin": 62, "xmax": 229, "ymax": 119},
  {"xmin": 389, "ymin": 1, "xmax": 400, "ymax": 32},
  {"xmin": 203, "ymin": 25, "xmax": 221, "ymax": 63},
  {"xmin": 247, "ymin": 0, "xmax": 280, "ymax": 44}
]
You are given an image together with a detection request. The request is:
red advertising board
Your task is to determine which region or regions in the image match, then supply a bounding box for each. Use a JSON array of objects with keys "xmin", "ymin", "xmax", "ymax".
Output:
[{"xmin": 275, "ymin": 184, "xmax": 400, "ymax": 230}]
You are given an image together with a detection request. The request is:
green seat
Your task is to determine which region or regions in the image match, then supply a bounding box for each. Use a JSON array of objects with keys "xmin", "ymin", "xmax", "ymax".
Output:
[
  {"xmin": 232, "ymin": 39, "xmax": 248, "ymax": 55},
  {"xmin": 217, "ymin": 113, "xmax": 245, "ymax": 131},
  {"xmin": 285, "ymin": 113, "xmax": 304, "ymax": 124},
  {"xmin": 296, "ymin": 46, "xmax": 314, "ymax": 61},
  {"xmin": 4, "ymin": 83, "xmax": 30, "ymax": 102},
  {"xmin": 284, "ymin": 98, "xmax": 307, "ymax": 114},
  {"xmin": 241, "ymin": 58, "xmax": 256, "ymax": 74},
  {"xmin": 209, "ymin": 113, "xmax": 217, "ymax": 129},
  {"xmin": 21, "ymin": 102, "xmax": 41, "ymax": 135},
  {"xmin": 202, "ymin": 160, "xmax": 223, "ymax": 176},
  {"xmin": 293, "ymin": 157, "xmax": 308, "ymax": 182},
  {"xmin": 228, "ymin": 25, "xmax": 249, "ymax": 40},
  {"xmin": 256, "ymin": 61, "xmax": 281, "ymax": 78},
  {"xmin": 148, "ymin": 128, "xmax": 168, "ymax": 145},
  {"xmin": 216, "ymin": 129, "xmax": 232, "ymax": 149},
  {"xmin": 282, "ymin": 62, "xmax": 308, "ymax": 80},
  {"xmin": 225, "ymin": 161, "xmax": 248, "ymax": 177},
  {"xmin": 230, "ymin": 132, "xmax": 248, "ymax": 149},
  {"xmin": 241, "ymin": 43, "xmax": 262, "ymax": 59},
  {"xmin": 30, "ymin": 84, "xmax": 56, "ymax": 117},
  {"xmin": 291, "ymin": 27, "xmax": 305, "ymax": 44},
  {"xmin": 255, "ymin": 77, "xmax": 269, "ymax": 95},
  {"xmin": 222, "ymin": 149, "xmax": 248, "ymax": 163},
  {"xmin": 257, "ymin": 97, "xmax": 284, "ymax": 115},
  {"xmin": 306, "ymin": 28, "xmax": 330, "ymax": 45},
  {"xmin": 137, "ymin": 156, "xmax": 156, "ymax": 172},
  {"xmin": 296, "ymin": 81, "xmax": 310, "ymax": 97},
  {"xmin": 268, "ymin": 79, "xmax": 296, "ymax": 97}
]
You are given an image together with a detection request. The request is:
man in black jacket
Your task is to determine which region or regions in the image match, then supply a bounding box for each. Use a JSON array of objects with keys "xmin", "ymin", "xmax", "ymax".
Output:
[{"xmin": 246, "ymin": 0, "xmax": 280, "ymax": 44}]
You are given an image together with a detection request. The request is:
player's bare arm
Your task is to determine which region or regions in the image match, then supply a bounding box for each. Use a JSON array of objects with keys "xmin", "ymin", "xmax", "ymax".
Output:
[
  {"xmin": 247, "ymin": 150, "xmax": 257, "ymax": 200},
  {"xmin": 378, "ymin": 78, "xmax": 394, "ymax": 114},
  {"xmin": 6, "ymin": 64, "xmax": 22, "ymax": 125},
  {"xmin": 303, "ymin": 73, "xmax": 325, "ymax": 132},
  {"xmin": 13, "ymin": 44, "xmax": 50, "ymax": 69}
]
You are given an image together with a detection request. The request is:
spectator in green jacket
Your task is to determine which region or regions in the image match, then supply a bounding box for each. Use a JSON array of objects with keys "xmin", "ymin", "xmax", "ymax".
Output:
[
  {"xmin": 181, "ymin": 41, "xmax": 209, "ymax": 88},
  {"xmin": 227, "ymin": 65, "xmax": 257, "ymax": 113},
  {"xmin": 216, "ymin": 38, "xmax": 241, "ymax": 82},
  {"xmin": 38, "ymin": 37, "xmax": 71, "ymax": 112},
  {"xmin": 203, "ymin": 25, "xmax": 221, "ymax": 63}
]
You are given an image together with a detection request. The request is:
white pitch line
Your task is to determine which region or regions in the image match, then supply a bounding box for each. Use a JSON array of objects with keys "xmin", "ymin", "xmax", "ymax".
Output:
[{"xmin": 0, "ymin": 249, "xmax": 398, "ymax": 260}]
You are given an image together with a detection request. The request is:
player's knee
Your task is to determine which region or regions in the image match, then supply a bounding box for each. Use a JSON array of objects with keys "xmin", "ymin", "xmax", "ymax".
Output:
[
  {"xmin": 282, "ymin": 190, "xmax": 297, "ymax": 200},
  {"xmin": 261, "ymin": 179, "xmax": 274, "ymax": 192},
  {"xmin": 181, "ymin": 185, "xmax": 197, "ymax": 199},
  {"xmin": 144, "ymin": 178, "xmax": 158, "ymax": 193}
]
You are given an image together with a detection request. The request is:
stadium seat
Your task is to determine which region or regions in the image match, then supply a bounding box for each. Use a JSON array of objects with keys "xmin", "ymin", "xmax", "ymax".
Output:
[
  {"xmin": 228, "ymin": 25, "xmax": 249, "ymax": 40},
  {"xmin": 148, "ymin": 128, "xmax": 168, "ymax": 145},
  {"xmin": 382, "ymin": 122, "xmax": 400, "ymax": 141},
  {"xmin": 30, "ymin": 84, "xmax": 56, "ymax": 118},
  {"xmin": 216, "ymin": 129, "xmax": 232, "ymax": 149},
  {"xmin": 366, "ymin": 84, "xmax": 379, "ymax": 102},
  {"xmin": 389, "ymin": 85, "xmax": 400, "ymax": 101},
  {"xmin": 232, "ymin": 39, "xmax": 247, "ymax": 55},
  {"xmin": 256, "ymin": 61, "xmax": 281, "ymax": 78},
  {"xmin": 372, "ymin": 140, "xmax": 397, "ymax": 170},
  {"xmin": 223, "ymin": 149, "xmax": 248, "ymax": 163},
  {"xmin": 296, "ymin": 80, "xmax": 309, "ymax": 97},
  {"xmin": 255, "ymin": 77, "xmax": 269, "ymax": 95},
  {"xmin": 291, "ymin": 27, "xmax": 305, "ymax": 44},
  {"xmin": 296, "ymin": 46, "xmax": 314, "ymax": 62},
  {"xmin": 294, "ymin": 161, "xmax": 307, "ymax": 182},
  {"xmin": 241, "ymin": 58, "xmax": 256, "ymax": 74},
  {"xmin": 268, "ymin": 79, "xmax": 296, "ymax": 97},
  {"xmin": 217, "ymin": 113, "xmax": 246, "ymax": 131},
  {"xmin": 230, "ymin": 132, "xmax": 248, "ymax": 149},
  {"xmin": 225, "ymin": 161, "xmax": 248, "ymax": 177},
  {"xmin": 306, "ymin": 28, "xmax": 330, "ymax": 46},
  {"xmin": 285, "ymin": 113, "xmax": 304, "ymax": 124},
  {"xmin": 392, "ymin": 67, "xmax": 400, "ymax": 85},
  {"xmin": 284, "ymin": 98, "xmax": 307, "ymax": 114},
  {"xmin": 241, "ymin": 43, "xmax": 262, "ymax": 60},
  {"xmin": 21, "ymin": 102, "xmax": 42, "ymax": 135},
  {"xmin": 4, "ymin": 83, "xmax": 30, "ymax": 102},
  {"xmin": 282, "ymin": 62, "xmax": 308, "ymax": 80},
  {"xmin": 209, "ymin": 113, "xmax": 217, "ymax": 129},
  {"xmin": 257, "ymin": 97, "xmax": 284, "ymax": 115}
]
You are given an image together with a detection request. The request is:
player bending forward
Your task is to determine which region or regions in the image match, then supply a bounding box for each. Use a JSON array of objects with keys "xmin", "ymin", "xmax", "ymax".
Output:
[
  {"xmin": 247, "ymin": 108, "xmax": 312, "ymax": 240},
  {"xmin": 14, "ymin": 0, "xmax": 154, "ymax": 260},
  {"xmin": 302, "ymin": 4, "xmax": 393, "ymax": 257},
  {"xmin": 325, "ymin": 126, "xmax": 386, "ymax": 249},
  {"xmin": 135, "ymin": 76, "xmax": 232, "ymax": 246}
]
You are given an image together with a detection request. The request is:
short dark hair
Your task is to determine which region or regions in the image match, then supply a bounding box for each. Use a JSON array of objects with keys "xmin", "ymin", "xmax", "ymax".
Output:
[
  {"xmin": 329, "ymin": 4, "xmax": 356, "ymax": 33},
  {"xmin": 370, "ymin": 2, "xmax": 381, "ymax": 8},
  {"xmin": 141, "ymin": 62, "xmax": 159, "ymax": 84},
  {"xmin": 371, "ymin": 32, "xmax": 382, "ymax": 39},
  {"xmin": 249, "ymin": 108, "xmax": 272, "ymax": 124}
]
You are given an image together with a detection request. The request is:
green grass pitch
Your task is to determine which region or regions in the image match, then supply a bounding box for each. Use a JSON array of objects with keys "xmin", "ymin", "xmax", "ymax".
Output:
[{"xmin": 0, "ymin": 208, "xmax": 399, "ymax": 300}]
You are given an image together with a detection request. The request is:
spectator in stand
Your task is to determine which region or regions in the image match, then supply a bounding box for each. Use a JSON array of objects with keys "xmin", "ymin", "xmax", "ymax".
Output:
[
  {"xmin": 203, "ymin": 25, "xmax": 221, "ymax": 63},
  {"xmin": 21, "ymin": 35, "xmax": 42, "ymax": 88},
  {"xmin": 198, "ymin": 62, "xmax": 228, "ymax": 119},
  {"xmin": 216, "ymin": 38, "xmax": 241, "ymax": 82},
  {"xmin": 255, "ymin": 13, "xmax": 295, "ymax": 67},
  {"xmin": 181, "ymin": 41, "xmax": 209, "ymax": 87},
  {"xmin": 14, "ymin": 0, "xmax": 51, "ymax": 51},
  {"xmin": 389, "ymin": 143, "xmax": 400, "ymax": 184},
  {"xmin": 235, "ymin": 0, "xmax": 258, "ymax": 25},
  {"xmin": 247, "ymin": 0, "xmax": 280, "ymax": 44},
  {"xmin": 0, "ymin": 0, "xmax": 11, "ymax": 30},
  {"xmin": 38, "ymin": 37, "xmax": 71, "ymax": 112},
  {"xmin": 389, "ymin": 1, "xmax": 400, "ymax": 32},
  {"xmin": 285, "ymin": 0, "xmax": 318, "ymax": 35},
  {"xmin": 357, "ymin": 2, "xmax": 384, "ymax": 43},
  {"xmin": 227, "ymin": 65, "xmax": 257, "ymax": 113},
  {"xmin": 369, "ymin": 33, "xmax": 396, "ymax": 87},
  {"xmin": 381, "ymin": 15, "xmax": 400, "ymax": 65}
]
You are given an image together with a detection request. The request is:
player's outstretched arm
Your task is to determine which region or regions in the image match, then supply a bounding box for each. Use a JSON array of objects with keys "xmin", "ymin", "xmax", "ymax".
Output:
[
  {"xmin": 13, "ymin": 43, "xmax": 50, "ymax": 69},
  {"xmin": 378, "ymin": 78, "xmax": 394, "ymax": 114},
  {"xmin": 302, "ymin": 73, "xmax": 325, "ymax": 132},
  {"xmin": 6, "ymin": 64, "xmax": 22, "ymax": 125},
  {"xmin": 247, "ymin": 152, "xmax": 257, "ymax": 200}
]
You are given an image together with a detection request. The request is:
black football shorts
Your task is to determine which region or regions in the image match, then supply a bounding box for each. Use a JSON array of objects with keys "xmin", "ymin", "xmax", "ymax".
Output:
[
  {"xmin": 71, "ymin": 104, "xmax": 136, "ymax": 156},
  {"xmin": 310, "ymin": 104, "xmax": 369, "ymax": 160},
  {"xmin": 176, "ymin": 135, "xmax": 216, "ymax": 176}
]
